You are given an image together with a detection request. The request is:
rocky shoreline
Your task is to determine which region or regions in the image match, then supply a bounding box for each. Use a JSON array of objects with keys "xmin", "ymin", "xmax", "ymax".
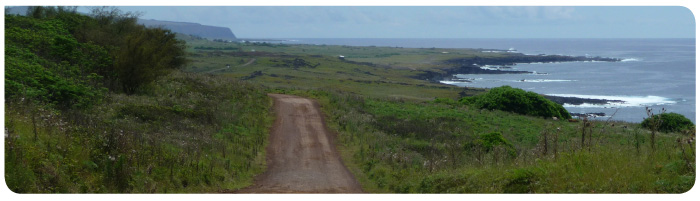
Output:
[
  {"xmin": 570, "ymin": 112, "xmax": 607, "ymax": 118},
  {"xmin": 416, "ymin": 52, "xmax": 620, "ymax": 82},
  {"xmin": 422, "ymin": 52, "xmax": 623, "ymax": 119},
  {"xmin": 542, "ymin": 95, "xmax": 625, "ymax": 106},
  {"xmin": 543, "ymin": 96, "xmax": 626, "ymax": 119}
]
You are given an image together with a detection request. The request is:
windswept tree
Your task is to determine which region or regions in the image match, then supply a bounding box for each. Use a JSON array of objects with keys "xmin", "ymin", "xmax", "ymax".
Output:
[{"xmin": 114, "ymin": 27, "xmax": 186, "ymax": 94}]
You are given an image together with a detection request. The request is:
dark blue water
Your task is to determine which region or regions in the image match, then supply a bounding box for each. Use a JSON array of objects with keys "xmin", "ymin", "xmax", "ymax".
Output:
[{"xmin": 277, "ymin": 38, "xmax": 695, "ymax": 123}]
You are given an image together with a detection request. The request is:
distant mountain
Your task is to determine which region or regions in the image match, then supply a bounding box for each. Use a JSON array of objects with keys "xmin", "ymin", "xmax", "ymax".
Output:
[
  {"xmin": 138, "ymin": 19, "xmax": 237, "ymax": 40},
  {"xmin": 5, "ymin": 7, "xmax": 238, "ymax": 41}
]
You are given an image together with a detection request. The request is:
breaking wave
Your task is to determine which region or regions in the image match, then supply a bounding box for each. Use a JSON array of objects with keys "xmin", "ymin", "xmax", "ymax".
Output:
[
  {"xmin": 621, "ymin": 58, "xmax": 641, "ymax": 62},
  {"xmin": 516, "ymin": 79, "xmax": 575, "ymax": 83},
  {"xmin": 548, "ymin": 94, "xmax": 676, "ymax": 108}
]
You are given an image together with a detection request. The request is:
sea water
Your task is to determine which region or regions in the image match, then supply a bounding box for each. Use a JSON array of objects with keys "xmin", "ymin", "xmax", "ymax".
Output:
[{"xmin": 277, "ymin": 38, "xmax": 695, "ymax": 123}]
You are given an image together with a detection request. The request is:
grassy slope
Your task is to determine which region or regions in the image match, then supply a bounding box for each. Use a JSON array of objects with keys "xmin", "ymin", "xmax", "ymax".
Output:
[
  {"xmin": 183, "ymin": 38, "xmax": 695, "ymax": 193},
  {"xmin": 5, "ymin": 72, "xmax": 272, "ymax": 193},
  {"xmin": 184, "ymin": 36, "xmax": 506, "ymax": 71},
  {"xmin": 182, "ymin": 36, "xmax": 497, "ymax": 100},
  {"xmin": 4, "ymin": 13, "xmax": 274, "ymax": 193},
  {"xmin": 6, "ymin": 27, "xmax": 693, "ymax": 194},
  {"xmin": 297, "ymin": 90, "xmax": 695, "ymax": 193}
]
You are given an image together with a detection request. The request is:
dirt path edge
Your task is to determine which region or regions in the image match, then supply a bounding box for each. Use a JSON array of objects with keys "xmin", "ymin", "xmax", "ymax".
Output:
[{"xmin": 235, "ymin": 94, "xmax": 363, "ymax": 193}]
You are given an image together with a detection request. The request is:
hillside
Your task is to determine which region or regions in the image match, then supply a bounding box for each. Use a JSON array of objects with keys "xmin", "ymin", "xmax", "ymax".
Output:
[
  {"xmin": 5, "ymin": 6, "xmax": 696, "ymax": 194},
  {"xmin": 183, "ymin": 37, "xmax": 696, "ymax": 193},
  {"xmin": 5, "ymin": 7, "xmax": 269, "ymax": 193},
  {"xmin": 138, "ymin": 19, "xmax": 237, "ymax": 40}
]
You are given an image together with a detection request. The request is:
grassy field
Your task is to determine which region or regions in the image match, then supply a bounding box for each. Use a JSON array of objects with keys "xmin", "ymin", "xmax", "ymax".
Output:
[
  {"xmin": 283, "ymin": 89, "xmax": 695, "ymax": 193},
  {"xmin": 182, "ymin": 36, "xmax": 487, "ymax": 101},
  {"xmin": 5, "ymin": 21, "xmax": 694, "ymax": 194},
  {"xmin": 182, "ymin": 35, "xmax": 511, "ymax": 71},
  {"xmin": 182, "ymin": 38, "xmax": 695, "ymax": 193},
  {"xmin": 5, "ymin": 71, "xmax": 273, "ymax": 193}
]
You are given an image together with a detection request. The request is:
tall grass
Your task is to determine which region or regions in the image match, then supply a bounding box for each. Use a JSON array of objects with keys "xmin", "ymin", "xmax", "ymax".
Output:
[
  {"xmin": 286, "ymin": 89, "xmax": 695, "ymax": 193},
  {"xmin": 5, "ymin": 71, "xmax": 273, "ymax": 193}
]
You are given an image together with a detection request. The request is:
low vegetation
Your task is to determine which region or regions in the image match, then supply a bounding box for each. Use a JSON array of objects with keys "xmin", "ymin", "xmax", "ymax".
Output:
[
  {"xmin": 280, "ymin": 89, "xmax": 695, "ymax": 193},
  {"xmin": 5, "ymin": 7, "xmax": 695, "ymax": 193},
  {"xmin": 460, "ymin": 86, "xmax": 572, "ymax": 120},
  {"xmin": 5, "ymin": 7, "xmax": 271, "ymax": 193},
  {"xmin": 642, "ymin": 112, "xmax": 695, "ymax": 133},
  {"xmin": 5, "ymin": 72, "xmax": 272, "ymax": 193}
]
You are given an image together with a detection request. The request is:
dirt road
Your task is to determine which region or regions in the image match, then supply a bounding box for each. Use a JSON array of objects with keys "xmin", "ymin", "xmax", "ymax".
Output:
[
  {"xmin": 204, "ymin": 58, "xmax": 256, "ymax": 74},
  {"xmin": 237, "ymin": 94, "xmax": 363, "ymax": 193}
]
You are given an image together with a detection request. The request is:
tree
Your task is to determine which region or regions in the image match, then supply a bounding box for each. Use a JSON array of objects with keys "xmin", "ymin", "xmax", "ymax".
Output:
[{"xmin": 114, "ymin": 27, "xmax": 186, "ymax": 94}]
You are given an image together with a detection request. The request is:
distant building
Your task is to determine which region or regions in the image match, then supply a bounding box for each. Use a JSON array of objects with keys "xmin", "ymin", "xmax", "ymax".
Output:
[{"xmin": 338, "ymin": 55, "xmax": 345, "ymax": 60}]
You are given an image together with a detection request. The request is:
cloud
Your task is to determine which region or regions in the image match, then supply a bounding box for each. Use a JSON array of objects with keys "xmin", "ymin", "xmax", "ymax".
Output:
[
  {"xmin": 111, "ymin": 6, "xmax": 692, "ymax": 38},
  {"xmin": 482, "ymin": 7, "xmax": 576, "ymax": 23},
  {"xmin": 541, "ymin": 7, "xmax": 575, "ymax": 20}
]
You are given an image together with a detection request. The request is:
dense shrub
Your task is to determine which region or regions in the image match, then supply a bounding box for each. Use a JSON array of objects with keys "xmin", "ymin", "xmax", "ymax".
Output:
[
  {"xmin": 5, "ymin": 71, "xmax": 272, "ymax": 193},
  {"xmin": 5, "ymin": 14, "xmax": 109, "ymax": 108},
  {"xmin": 503, "ymin": 168, "xmax": 537, "ymax": 193},
  {"xmin": 115, "ymin": 26, "xmax": 186, "ymax": 94},
  {"xmin": 466, "ymin": 132, "xmax": 516, "ymax": 157},
  {"xmin": 4, "ymin": 8, "xmax": 209, "ymax": 192},
  {"xmin": 460, "ymin": 85, "xmax": 571, "ymax": 119},
  {"xmin": 417, "ymin": 173, "xmax": 478, "ymax": 193},
  {"xmin": 641, "ymin": 113, "xmax": 694, "ymax": 133},
  {"xmin": 5, "ymin": 6, "xmax": 187, "ymax": 109}
]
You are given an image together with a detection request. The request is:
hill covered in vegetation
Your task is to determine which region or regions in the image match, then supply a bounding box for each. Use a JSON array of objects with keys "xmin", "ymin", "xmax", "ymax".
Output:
[
  {"xmin": 5, "ymin": 7, "xmax": 270, "ymax": 193},
  {"xmin": 182, "ymin": 36, "xmax": 695, "ymax": 193},
  {"xmin": 4, "ymin": 6, "xmax": 695, "ymax": 194}
]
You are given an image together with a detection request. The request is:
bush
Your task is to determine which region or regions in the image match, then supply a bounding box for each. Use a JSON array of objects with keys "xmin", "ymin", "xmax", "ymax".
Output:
[
  {"xmin": 460, "ymin": 86, "xmax": 571, "ymax": 119},
  {"xmin": 5, "ymin": 15, "xmax": 108, "ymax": 108},
  {"xmin": 466, "ymin": 132, "xmax": 516, "ymax": 157},
  {"xmin": 417, "ymin": 172, "xmax": 478, "ymax": 193},
  {"xmin": 503, "ymin": 168, "xmax": 537, "ymax": 193},
  {"xmin": 641, "ymin": 113, "xmax": 694, "ymax": 133},
  {"xmin": 114, "ymin": 26, "xmax": 186, "ymax": 94},
  {"xmin": 5, "ymin": 6, "xmax": 187, "ymax": 108}
]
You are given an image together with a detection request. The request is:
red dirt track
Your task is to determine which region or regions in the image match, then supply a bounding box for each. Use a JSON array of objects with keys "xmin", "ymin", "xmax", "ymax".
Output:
[{"xmin": 237, "ymin": 94, "xmax": 363, "ymax": 193}]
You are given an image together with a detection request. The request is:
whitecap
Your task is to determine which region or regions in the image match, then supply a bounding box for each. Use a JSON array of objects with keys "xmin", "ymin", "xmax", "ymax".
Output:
[
  {"xmin": 440, "ymin": 81, "xmax": 470, "ymax": 85},
  {"xmin": 621, "ymin": 58, "xmax": 641, "ymax": 62},
  {"xmin": 518, "ymin": 79, "xmax": 576, "ymax": 83},
  {"xmin": 548, "ymin": 94, "xmax": 676, "ymax": 108},
  {"xmin": 563, "ymin": 103, "xmax": 617, "ymax": 108}
]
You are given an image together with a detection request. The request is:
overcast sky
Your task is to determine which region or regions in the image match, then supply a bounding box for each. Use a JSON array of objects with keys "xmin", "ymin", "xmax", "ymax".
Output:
[{"xmin": 76, "ymin": 6, "xmax": 695, "ymax": 39}]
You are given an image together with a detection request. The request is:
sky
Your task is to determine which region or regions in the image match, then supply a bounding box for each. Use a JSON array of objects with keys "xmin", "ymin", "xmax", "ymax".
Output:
[{"xmin": 65, "ymin": 6, "xmax": 698, "ymax": 39}]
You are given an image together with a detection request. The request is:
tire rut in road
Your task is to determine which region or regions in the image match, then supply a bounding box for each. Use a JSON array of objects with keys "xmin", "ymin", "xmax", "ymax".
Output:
[{"xmin": 237, "ymin": 94, "xmax": 363, "ymax": 193}]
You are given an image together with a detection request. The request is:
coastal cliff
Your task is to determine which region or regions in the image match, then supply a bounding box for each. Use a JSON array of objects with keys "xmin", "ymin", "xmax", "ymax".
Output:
[{"xmin": 138, "ymin": 19, "xmax": 237, "ymax": 40}]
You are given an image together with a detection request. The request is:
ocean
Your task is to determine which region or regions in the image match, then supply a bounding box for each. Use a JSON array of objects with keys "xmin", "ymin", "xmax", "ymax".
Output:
[{"xmin": 276, "ymin": 38, "xmax": 696, "ymax": 123}]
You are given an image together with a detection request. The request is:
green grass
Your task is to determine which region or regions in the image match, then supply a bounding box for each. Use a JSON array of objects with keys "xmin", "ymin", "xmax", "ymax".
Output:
[
  {"xmin": 183, "ymin": 38, "xmax": 695, "ymax": 193},
  {"xmin": 6, "ymin": 27, "xmax": 693, "ymax": 194},
  {"xmin": 5, "ymin": 71, "xmax": 273, "ymax": 193},
  {"xmin": 280, "ymin": 89, "xmax": 695, "ymax": 193},
  {"xmin": 182, "ymin": 38, "xmax": 492, "ymax": 101},
  {"xmin": 181, "ymin": 36, "xmax": 508, "ymax": 69}
]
